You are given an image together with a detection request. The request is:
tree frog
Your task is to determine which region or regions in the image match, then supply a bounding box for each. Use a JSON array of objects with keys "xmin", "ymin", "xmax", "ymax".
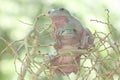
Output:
[{"xmin": 48, "ymin": 8, "xmax": 94, "ymax": 75}]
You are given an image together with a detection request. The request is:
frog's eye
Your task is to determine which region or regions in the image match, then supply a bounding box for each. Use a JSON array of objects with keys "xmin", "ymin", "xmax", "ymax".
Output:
[
  {"xmin": 59, "ymin": 8, "xmax": 65, "ymax": 11},
  {"xmin": 48, "ymin": 11, "xmax": 51, "ymax": 14},
  {"xmin": 48, "ymin": 9, "xmax": 55, "ymax": 14}
]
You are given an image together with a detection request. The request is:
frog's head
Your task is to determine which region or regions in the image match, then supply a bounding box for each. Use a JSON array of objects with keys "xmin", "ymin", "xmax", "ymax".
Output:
[
  {"xmin": 48, "ymin": 8, "xmax": 71, "ymax": 28},
  {"xmin": 48, "ymin": 8, "xmax": 71, "ymax": 17}
]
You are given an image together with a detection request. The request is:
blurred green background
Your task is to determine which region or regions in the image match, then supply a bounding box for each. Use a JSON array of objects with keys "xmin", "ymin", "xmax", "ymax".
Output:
[{"xmin": 0, "ymin": 0, "xmax": 120, "ymax": 80}]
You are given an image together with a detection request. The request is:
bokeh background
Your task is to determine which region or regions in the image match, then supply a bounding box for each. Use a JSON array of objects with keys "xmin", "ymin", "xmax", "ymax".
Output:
[{"xmin": 0, "ymin": 0, "xmax": 120, "ymax": 80}]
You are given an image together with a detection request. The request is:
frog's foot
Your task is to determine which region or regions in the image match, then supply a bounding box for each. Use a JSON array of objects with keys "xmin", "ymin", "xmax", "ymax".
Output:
[{"xmin": 45, "ymin": 52, "xmax": 58, "ymax": 59}]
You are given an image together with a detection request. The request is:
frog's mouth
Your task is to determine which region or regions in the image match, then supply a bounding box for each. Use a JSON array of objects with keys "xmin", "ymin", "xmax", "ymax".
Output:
[{"xmin": 51, "ymin": 16, "xmax": 68, "ymax": 28}]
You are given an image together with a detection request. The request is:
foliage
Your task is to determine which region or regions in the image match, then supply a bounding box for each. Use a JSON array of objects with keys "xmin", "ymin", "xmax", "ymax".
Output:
[{"xmin": 0, "ymin": 0, "xmax": 120, "ymax": 80}]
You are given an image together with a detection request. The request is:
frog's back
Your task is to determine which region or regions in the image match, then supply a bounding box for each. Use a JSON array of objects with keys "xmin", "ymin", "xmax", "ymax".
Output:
[{"xmin": 69, "ymin": 15, "xmax": 84, "ymax": 29}]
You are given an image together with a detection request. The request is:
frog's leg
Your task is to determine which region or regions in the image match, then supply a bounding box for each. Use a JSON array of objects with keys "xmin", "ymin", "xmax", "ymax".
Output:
[
  {"xmin": 54, "ymin": 28, "xmax": 64, "ymax": 52},
  {"xmin": 80, "ymin": 28, "xmax": 94, "ymax": 49},
  {"xmin": 81, "ymin": 36, "xmax": 89, "ymax": 49},
  {"xmin": 80, "ymin": 29, "xmax": 90, "ymax": 49}
]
